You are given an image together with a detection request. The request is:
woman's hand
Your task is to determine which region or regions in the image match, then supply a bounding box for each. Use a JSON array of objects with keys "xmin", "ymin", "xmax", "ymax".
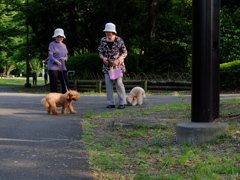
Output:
[
  {"xmin": 102, "ymin": 57, "xmax": 108, "ymax": 65},
  {"xmin": 112, "ymin": 59, "xmax": 120, "ymax": 66},
  {"xmin": 55, "ymin": 60, "xmax": 62, "ymax": 66},
  {"xmin": 60, "ymin": 57, "xmax": 66, "ymax": 61}
]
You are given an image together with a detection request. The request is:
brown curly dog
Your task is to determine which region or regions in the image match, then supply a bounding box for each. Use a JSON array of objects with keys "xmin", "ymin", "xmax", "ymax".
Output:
[{"xmin": 41, "ymin": 90, "xmax": 80, "ymax": 115}]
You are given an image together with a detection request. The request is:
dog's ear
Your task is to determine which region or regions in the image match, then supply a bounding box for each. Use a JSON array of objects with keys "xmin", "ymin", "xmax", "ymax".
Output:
[
  {"xmin": 65, "ymin": 91, "xmax": 72, "ymax": 100},
  {"xmin": 72, "ymin": 91, "xmax": 80, "ymax": 101},
  {"xmin": 126, "ymin": 96, "xmax": 132, "ymax": 103}
]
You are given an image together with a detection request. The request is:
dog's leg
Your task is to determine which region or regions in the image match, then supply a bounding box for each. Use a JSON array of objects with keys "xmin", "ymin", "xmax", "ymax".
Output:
[
  {"xmin": 61, "ymin": 105, "xmax": 67, "ymax": 114},
  {"xmin": 68, "ymin": 104, "xmax": 76, "ymax": 114},
  {"xmin": 47, "ymin": 107, "xmax": 52, "ymax": 114},
  {"xmin": 48, "ymin": 100, "xmax": 58, "ymax": 115},
  {"xmin": 42, "ymin": 98, "xmax": 52, "ymax": 114},
  {"xmin": 132, "ymin": 98, "xmax": 137, "ymax": 106},
  {"xmin": 137, "ymin": 96, "xmax": 143, "ymax": 105},
  {"xmin": 52, "ymin": 106, "xmax": 59, "ymax": 115}
]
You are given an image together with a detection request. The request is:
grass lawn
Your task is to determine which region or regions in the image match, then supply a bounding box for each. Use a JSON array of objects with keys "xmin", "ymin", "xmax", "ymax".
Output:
[
  {"xmin": 0, "ymin": 77, "xmax": 49, "ymax": 93},
  {"xmin": 0, "ymin": 77, "xmax": 45, "ymax": 85},
  {"xmin": 82, "ymin": 101, "xmax": 240, "ymax": 180}
]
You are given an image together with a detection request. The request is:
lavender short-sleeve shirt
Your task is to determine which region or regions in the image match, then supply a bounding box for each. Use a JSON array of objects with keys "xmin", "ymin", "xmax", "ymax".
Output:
[{"xmin": 48, "ymin": 41, "xmax": 68, "ymax": 71}]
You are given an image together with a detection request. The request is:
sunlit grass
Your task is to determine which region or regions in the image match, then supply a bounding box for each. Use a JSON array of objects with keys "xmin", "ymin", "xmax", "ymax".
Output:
[
  {"xmin": 82, "ymin": 100, "xmax": 240, "ymax": 180},
  {"xmin": 0, "ymin": 77, "xmax": 45, "ymax": 85}
]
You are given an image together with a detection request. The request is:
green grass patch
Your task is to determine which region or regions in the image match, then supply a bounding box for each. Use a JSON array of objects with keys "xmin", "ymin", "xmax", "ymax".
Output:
[
  {"xmin": 0, "ymin": 77, "xmax": 45, "ymax": 85},
  {"xmin": 82, "ymin": 100, "xmax": 240, "ymax": 180}
]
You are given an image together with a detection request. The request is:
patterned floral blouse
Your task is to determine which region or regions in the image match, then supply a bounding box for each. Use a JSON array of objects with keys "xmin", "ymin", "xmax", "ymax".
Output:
[{"xmin": 99, "ymin": 36, "xmax": 127, "ymax": 74}]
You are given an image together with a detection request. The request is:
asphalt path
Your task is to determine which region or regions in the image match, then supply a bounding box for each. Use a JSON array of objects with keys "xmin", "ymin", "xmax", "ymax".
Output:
[{"xmin": 0, "ymin": 85, "xmax": 239, "ymax": 180}]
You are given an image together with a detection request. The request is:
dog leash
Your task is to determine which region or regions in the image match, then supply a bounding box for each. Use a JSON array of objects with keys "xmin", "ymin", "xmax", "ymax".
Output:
[
  {"xmin": 144, "ymin": 97, "xmax": 153, "ymax": 108},
  {"xmin": 60, "ymin": 59, "xmax": 69, "ymax": 92}
]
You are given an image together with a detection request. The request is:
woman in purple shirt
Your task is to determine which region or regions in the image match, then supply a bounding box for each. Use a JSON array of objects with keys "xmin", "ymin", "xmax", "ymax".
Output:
[{"xmin": 48, "ymin": 28, "xmax": 69, "ymax": 94}]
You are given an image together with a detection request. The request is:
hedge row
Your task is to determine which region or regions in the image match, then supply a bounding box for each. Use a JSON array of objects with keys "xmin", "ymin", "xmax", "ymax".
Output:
[
  {"xmin": 66, "ymin": 55, "xmax": 240, "ymax": 90},
  {"xmin": 66, "ymin": 53, "xmax": 145, "ymax": 80},
  {"xmin": 220, "ymin": 60, "xmax": 240, "ymax": 72}
]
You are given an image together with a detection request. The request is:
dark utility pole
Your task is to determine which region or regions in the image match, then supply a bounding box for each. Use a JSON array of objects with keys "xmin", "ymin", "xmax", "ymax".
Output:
[
  {"xmin": 25, "ymin": 0, "xmax": 31, "ymax": 88},
  {"xmin": 191, "ymin": 0, "xmax": 220, "ymax": 122}
]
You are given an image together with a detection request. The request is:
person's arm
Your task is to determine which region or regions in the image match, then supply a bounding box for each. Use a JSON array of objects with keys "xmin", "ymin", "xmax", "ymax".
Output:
[
  {"xmin": 99, "ymin": 38, "xmax": 108, "ymax": 65},
  {"xmin": 60, "ymin": 44, "xmax": 68, "ymax": 61},
  {"xmin": 119, "ymin": 38, "xmax": 128, "ymax": 60},
  {"xmin": 112, "ymin": 38, "xmax": 127, "ymax": 66},
  {"xmin": 48, "ymin": 43, "xmax": 61, "ymax": 66}
]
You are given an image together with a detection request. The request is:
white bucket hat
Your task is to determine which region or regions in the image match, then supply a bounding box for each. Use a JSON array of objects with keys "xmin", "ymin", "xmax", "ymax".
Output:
[
  {"xmin": 52, "ymin": 28, "xmax": 66, "ymax": 38},
  {"xmin": 103, "ymin": 23, "xmax": 117, "ymax": 34}
]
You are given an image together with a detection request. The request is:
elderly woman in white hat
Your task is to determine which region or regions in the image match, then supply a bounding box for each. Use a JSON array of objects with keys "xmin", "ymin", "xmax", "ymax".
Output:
[
  {"xmin": 99, "ymin": 22, "xmax": 128, "ymax": 109},
  {"xmin": 48, "ymin": 28, "xmax": 69, "ymax": 94}
]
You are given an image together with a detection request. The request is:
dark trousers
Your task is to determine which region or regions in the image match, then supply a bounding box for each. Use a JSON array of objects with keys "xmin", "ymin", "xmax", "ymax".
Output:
[
  {"xmin": 48, "ymin": 70, "xmax": 69, "ymax": 94},
  {"xmin": 33, "ymin": 78, "xmax": 37, "ymax": 85}
]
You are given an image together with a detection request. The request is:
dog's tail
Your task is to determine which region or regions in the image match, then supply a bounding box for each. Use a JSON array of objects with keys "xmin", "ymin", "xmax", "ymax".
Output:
[
  {"xmin": 143, "ymin": 91, "xmax": 146, "ymax": 100},
  {"xmin": 41, "ymin": 98, "xmax": 49, "ymax": 107}
]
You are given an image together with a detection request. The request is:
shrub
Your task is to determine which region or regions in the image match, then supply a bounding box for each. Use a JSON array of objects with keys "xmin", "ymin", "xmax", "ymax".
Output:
[
  {"xmin": 220, "ymin": 60, "xmax": 240, "ymax": 90},
  {"xmin": 124, "ymin": 52, "xmax": 144, "ymax": 73},
  {"xmin": 66, "ymin": 42, "xmax": 191, "ymax": 79},
  {"xmin": 143, "ymin": 41, "xmax": 190, "ymax": 73},
  {"xmin": 67, "ymin": 53, "xmax": 145, "ymax": 79},
  {"xmin": 67, "ymin": 53, "xmax": 102, "ymax": 79},
  {"xmin": 220, "ymin": 60, "xmax": 240, "ymax": 72}
]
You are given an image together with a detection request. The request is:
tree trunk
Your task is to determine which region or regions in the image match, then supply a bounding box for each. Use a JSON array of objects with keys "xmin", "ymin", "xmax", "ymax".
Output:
[
  {"xmin": 68, "ymin": 2, "xmax": 76, "ymax": 56},
  {"xmin": 148, "ymin": 0, "xmax": 158, "ymax": 42}
]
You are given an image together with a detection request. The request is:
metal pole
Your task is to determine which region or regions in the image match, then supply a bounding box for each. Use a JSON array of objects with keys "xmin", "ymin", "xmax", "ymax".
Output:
[
  {"xmin": 191, "ymin": 0, "xmax": 220, "ymax": 122},
  {"xmin": 25, "ymin": 0, "xmax": 31, "ymax": 88},
  {"xmin": 42, "ymin": 60, "xmax": 45, "ymax": 78},
  {"xmin": 212, "ymin": 0, "xmax": 220, "ymax": 119}
]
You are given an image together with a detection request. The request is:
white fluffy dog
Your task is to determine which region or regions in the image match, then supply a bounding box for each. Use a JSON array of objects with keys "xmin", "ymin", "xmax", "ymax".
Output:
[{"xmin": 126, "ymin": 87, "xmax": 146, "ymax": 106}]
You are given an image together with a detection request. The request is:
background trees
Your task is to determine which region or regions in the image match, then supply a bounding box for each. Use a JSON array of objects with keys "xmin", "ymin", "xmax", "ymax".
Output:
[
  {"xmin": 0, "ymin": 1, "xmax": 25, "ymax": 75},
  {"xmin": 0, "ymin": 0, "xmax": 239, "ymax": 78},
  {"xmin": 220, "ymin": 0, "xmax": 240, "ymax": 63}
]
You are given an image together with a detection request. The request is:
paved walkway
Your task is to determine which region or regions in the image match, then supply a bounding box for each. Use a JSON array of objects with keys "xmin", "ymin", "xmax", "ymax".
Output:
[
  {"xmin": 0, "ymin": 86, "xmax": 93, "ymax": 180},
  {"xmin": 0, "ymin": 85, "xmax": 239, "ymax": 180}
]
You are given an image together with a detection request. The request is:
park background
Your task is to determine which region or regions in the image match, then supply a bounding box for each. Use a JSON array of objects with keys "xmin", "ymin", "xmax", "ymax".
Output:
[
  {"xmin": 1, "ymin": 1, "xmax": 240, "ymax": 179},
  {"xmin": 0, "ymin": 0, "xmax": 240, "ymax": 89}
]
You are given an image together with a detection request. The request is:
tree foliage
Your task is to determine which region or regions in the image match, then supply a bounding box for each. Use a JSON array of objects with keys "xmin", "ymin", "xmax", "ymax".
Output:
[
  {"xmin": 0, "ymin": 0, "xmax": 239, "ymax": 76},
  {"xmin": 0, "ymin": 1, "xmax": 25, "ymax": 75},
  {"xmin": 220, "ymin": 0, "xmax": 240, "ymax": 63},
  {"xmin": 0, "ymin": 0, "xmax": 41, "ymax": 76}
]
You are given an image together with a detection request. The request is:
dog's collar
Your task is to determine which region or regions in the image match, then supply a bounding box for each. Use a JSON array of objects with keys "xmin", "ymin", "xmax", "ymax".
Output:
[
  {"xmin": 132, "ymin": 96, "xmax": 137, "ymax": 99},
  {"xmin": 65, "ymin": 99, "xmax": 72, "ymax": 105}
]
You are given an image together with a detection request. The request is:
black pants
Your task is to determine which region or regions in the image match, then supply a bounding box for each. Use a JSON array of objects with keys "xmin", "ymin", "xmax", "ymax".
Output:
[
  {"xmin": 33, "ymin": 78, "xmax": 37, "ymax": 85},
  {"xmin": 48, "ymin": 70, "xmax": 69, "ymax": 94}
]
